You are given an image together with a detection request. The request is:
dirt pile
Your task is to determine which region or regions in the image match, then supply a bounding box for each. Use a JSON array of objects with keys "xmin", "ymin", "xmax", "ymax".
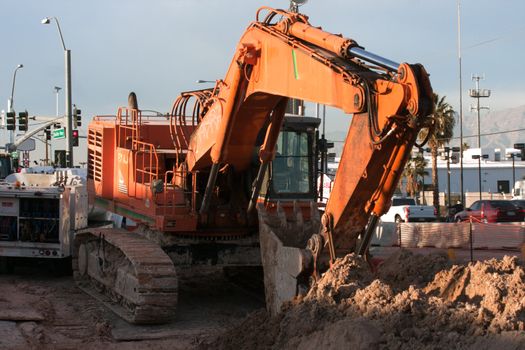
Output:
[{"xmin": 205, "ymin": 250, "xmax": 525, "ymax": 350}]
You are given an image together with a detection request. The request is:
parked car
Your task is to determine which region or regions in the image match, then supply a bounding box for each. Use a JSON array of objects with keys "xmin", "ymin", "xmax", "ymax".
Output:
[
  {"xmin": 454, "ymin": 200, "xmax": 524, "ymax": 223},
  {"xmin": 381, "ymin": 197, "xmax": 437, "ymax": 223},
  {"xmin": 511, "ymin": 200, "xmax": 525, "ymax": 217}
]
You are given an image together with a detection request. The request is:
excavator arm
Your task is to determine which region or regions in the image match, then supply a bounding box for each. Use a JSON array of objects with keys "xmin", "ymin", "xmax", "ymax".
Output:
[{"xmin": 188, "ymin": 6, "xmax": 432, "ymax": 237}]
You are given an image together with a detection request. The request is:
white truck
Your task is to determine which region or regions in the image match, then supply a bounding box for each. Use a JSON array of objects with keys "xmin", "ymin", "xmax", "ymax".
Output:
[
  {"xmin": 0, "ymin": 167, "xmax": 87, "ymax": 260},
  {"xmin": 380, "ymin": 197, "xmax": 437, "ymax": 223},
  {"xmin": 513, "ymin": 180, "xmax": 525, "ymax": 200}
]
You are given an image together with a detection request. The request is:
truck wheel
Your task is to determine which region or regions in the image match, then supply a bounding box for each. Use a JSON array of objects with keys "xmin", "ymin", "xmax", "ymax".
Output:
[{"xmin": 395, "ymin": 215, "xmax": 403, "ymax": 224}]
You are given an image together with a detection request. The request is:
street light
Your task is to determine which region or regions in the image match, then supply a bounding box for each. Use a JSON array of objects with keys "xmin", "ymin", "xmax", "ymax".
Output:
[
  {"xmin": 507, "ymin": 152, "xmax": 520, "ymax": 188},
  {"xmin": 457, "ymin": 0, "xmax": 465, "ymax": 206},
  {"xmin": 7, "ymin": 64, "xmax": 24, "ymax": 144},
  {"xmin": 42, "ymin": 16, "xmax": 73, "ymax": 167},
  {"xmin": 289, "ymin": 0, "xmax": 308, "ymax": 12},
  {"xmin": 472, "ymin": 154, "xmax": 489, "ymax": 201},
  {"xmin": 195, "ymin": 80, "xmax": 215, "ymax": 84},
  {"xmin": 514, "ymin": 143, "xmax": 525, "ymax": 189},
  {"xmin": 8, "ymin": 64, "xmax": 24, "ymax": 113}
]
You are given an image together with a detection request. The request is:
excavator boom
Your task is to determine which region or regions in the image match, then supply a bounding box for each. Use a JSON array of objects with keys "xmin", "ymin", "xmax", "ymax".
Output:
[{"xmin": 188, "ymin": 7, "xmax": 432, "ymax": 254}]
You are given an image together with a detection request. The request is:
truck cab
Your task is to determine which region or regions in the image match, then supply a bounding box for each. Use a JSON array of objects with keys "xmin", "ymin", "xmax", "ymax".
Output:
[
  {"xmin": 381, "ymin": 197, "xmax": 437, "ymax": 223},
  {"xmin": 513, "ymin": 180, "xmax": 525, "ymax": 200}
]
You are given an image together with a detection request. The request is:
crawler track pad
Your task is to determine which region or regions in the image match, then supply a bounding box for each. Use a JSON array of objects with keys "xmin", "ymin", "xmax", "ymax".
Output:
[{"xmin": 73, "ymin": 229, "xmax": 178, "ymax": 324}]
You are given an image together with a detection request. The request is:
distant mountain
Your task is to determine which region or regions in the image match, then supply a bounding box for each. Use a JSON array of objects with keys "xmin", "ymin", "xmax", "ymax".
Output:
[
  {"xmin": 325, "ymin": 105, "xmax": 525, "ymax": 156},
  {"xmin": 460, "ymin": 105, "xmax": 525, "ymax": 150}
]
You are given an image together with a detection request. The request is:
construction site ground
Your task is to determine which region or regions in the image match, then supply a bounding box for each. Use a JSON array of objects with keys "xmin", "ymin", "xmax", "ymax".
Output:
[
  {"xmin": 0, "ymin": 262, "xmax": 264, "ymax": 350},
  {"xmin": 0, "ymin": 247, "xmax": 523, "ymax": 349}
]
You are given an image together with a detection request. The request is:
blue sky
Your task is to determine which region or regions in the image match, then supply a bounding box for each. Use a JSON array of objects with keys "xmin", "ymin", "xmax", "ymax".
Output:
[{"xmin": 1, "ymin": 0, "xmax": 524, "ymax": 161}]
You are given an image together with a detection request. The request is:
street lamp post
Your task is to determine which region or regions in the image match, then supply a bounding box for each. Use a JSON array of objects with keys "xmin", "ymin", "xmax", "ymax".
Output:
[
  {"xmin": 514, "ymin": 143, "xmax": 525, "ymax": 189},
  {"xmin": 457, "ymin": 0, "xmax": 465, "ymax": 206},
  {"xmin": 8, "ymin": 64, "xmax": 24, "ymax": 113},
  {"xmin": 8, "ymin": 64, "xmax": 24, "ymax": 143},
  {"xmin": 508, "ymin": 152, "xmax": 517, "ymax": 188},
  {"xmin": 42, "ymin": 17, "xmax": 73, "ymax": 167},
  {"xmin": 472, "ymin": 154, "xmax": 488, "ymax": 201},
  {"xmin": 443, "ymin": 146, "xmax": 461, "ymax": 207}
]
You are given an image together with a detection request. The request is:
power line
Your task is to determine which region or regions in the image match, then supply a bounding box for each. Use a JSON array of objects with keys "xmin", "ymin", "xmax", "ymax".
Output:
[
  {"xmin": 330, "ymin": 127, "xmax": 525, "ymax": 144},
  {"xmin": 446, "ymin": 127, "xmax": 525, "ymax": 141},
  {"xmin": 464, "ymin": 26, "xmax": 525, "ymax": 50}
]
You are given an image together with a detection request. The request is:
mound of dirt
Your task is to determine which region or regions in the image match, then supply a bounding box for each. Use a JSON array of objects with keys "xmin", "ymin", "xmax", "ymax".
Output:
[{"xmin": 204, "ymin": 250, "xmax": 525, "ymax": 350}]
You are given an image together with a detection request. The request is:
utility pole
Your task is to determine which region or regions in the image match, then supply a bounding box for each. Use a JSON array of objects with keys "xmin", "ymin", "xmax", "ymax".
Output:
[
  {"xmin": 457, "ymin": 0, "xmax": 465, "ymax": 206},
  {"xmin": 469, "ymin": 74, "xmax": 491, "ymax": 148},
  {"xmin": 42, "ymin": 17, "xmax": 73, "ymax": 167}
]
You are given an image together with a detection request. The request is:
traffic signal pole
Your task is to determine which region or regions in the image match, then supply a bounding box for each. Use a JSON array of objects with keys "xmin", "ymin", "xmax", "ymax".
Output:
[{"xmin": 65, "ymin": 49, "xmax": 73, "ymax": 167}]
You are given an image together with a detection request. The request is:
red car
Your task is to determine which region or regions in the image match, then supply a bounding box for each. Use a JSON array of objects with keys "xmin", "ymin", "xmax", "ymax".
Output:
[
  {"xmin": 454, "ymin": 200, "xmax": 524, "ymax": 223},
  {"xmin": 512, "ymin": 200, "xmax": 525, "ymax": 216}
]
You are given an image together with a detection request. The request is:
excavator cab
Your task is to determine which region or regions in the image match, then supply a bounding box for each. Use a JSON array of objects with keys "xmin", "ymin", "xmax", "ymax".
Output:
[{"xmin": 262, "ymin": 115, "xmax": 320, "ymax": 203}]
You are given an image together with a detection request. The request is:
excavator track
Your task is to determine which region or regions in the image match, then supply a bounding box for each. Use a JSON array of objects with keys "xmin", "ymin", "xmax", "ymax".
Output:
[{"xmin": 72, "ymin": 229, "xmax": 178, "ymax": 324}]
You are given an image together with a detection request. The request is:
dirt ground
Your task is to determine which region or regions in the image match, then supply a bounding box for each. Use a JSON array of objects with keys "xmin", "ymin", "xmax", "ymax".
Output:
[
  {"xmin": 0, "ymin": 260, "xmax": 264, "ymax": 350},
  {"xmin": 203, "ymin": 250, "xmax": 525, "ymax": 350},
  {"xmin": 2, "ymin": 249, "xmax": 525, "ymax": 350}
]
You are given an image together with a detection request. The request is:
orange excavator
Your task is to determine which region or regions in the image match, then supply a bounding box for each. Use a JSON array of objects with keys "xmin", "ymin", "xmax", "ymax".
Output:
[{"xmin": 76, "ymin": 7, "xmax": 433, "ymax": 323}]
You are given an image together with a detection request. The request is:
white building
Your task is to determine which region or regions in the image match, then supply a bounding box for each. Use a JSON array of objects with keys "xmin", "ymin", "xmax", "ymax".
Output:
[
  {"xmin": 326, "ymin": 147, "xmax": 525, "ymax": 204},
  {"xmin": 420, "ymin": 147, "xmax": 525, "ymax": 196}
]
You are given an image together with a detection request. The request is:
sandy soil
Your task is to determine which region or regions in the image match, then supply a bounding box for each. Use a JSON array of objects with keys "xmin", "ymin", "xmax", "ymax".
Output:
[
  {"xmin": 3, "ymin": 248, "xmax": 525, "ymax": 350},
  {"xmin": 204, "ymin": 250, "xmax": 525, "ymax": 350},
  {"xmin": 0, "ymin": 260, "xmax": 264, "ymax": 350}
]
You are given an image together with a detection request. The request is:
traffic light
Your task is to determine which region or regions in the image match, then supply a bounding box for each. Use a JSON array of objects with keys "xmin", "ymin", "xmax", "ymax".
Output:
[
  {"xmin": 18, "ymin": 111, "xmax": 28, "ymax": 132},
  {"xmin": 45, "ymin": 126, "xmax": 51, "ymax": 141},
  {"xmin": 514, "ymin": 143, "xmax": 525, "ymax": 161},
  {"xmin": 6, "ymin": 111, "xmax": 16, "ymax": 130},
  {"xmin": 72, "ymin": 129, "xmax": 79, "ymax": 147},
  {"xmin": 73, "ymin": 106, "xmax": 81, "ymax": 128}
]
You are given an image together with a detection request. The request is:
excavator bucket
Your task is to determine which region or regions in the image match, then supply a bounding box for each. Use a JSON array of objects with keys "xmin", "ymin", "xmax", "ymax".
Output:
[{"xmin": 257, "ymin": 201, "xmax": 320, "ymax": 316}]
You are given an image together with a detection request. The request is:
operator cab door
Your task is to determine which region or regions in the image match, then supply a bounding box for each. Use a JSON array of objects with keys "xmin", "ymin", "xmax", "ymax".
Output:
[{"xmin": 260, "ymin": 116, "xmax": 320, "ymax": 203}]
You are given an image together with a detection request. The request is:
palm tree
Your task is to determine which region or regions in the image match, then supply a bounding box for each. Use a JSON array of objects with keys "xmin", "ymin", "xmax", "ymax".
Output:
[
  {"xmin": 402, "ymin": 153, "xmax": 428, "ymax": 200},
  {"xmin": 418, "ymin": 94, "xmax": 456, "ymax": 215}
]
